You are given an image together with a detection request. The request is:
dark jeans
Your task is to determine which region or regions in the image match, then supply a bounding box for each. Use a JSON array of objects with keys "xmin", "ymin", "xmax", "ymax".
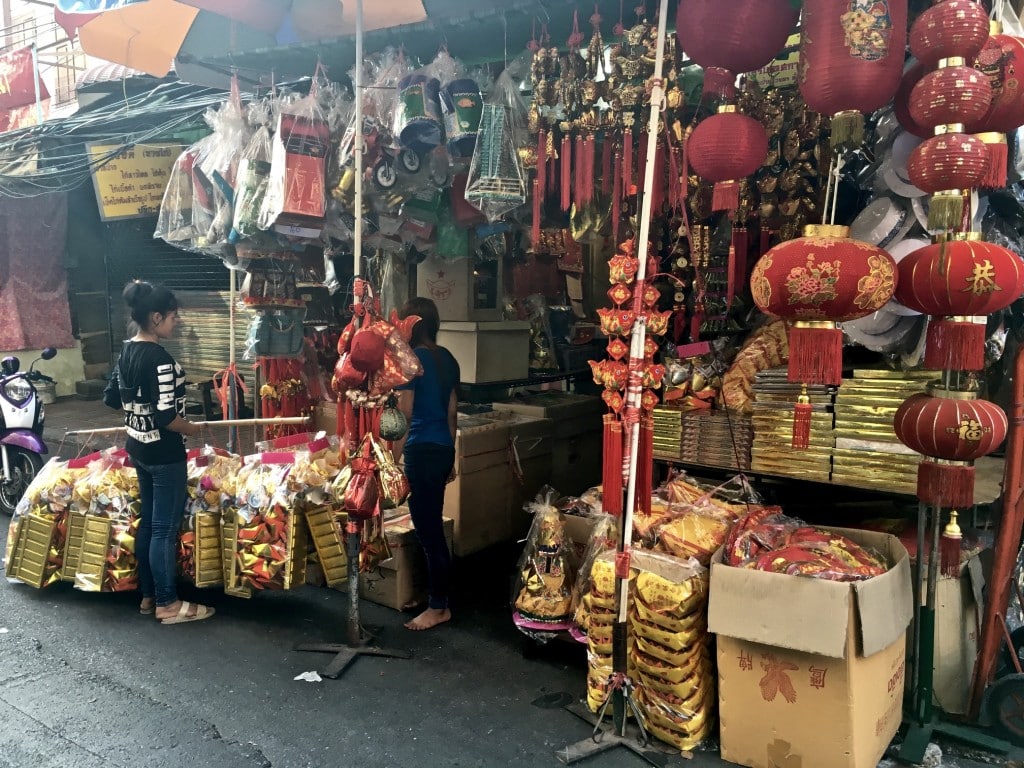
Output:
[
  {"xmin": 404, "ymin": 443, "xmax": 455, "ymax": 610},
  {"xmin": 134, "ymin": 460, "xmax": 187, "ymax": 607}
]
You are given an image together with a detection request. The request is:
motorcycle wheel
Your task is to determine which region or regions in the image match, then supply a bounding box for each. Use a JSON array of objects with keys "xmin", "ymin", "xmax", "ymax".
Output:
[
  {"xmin": 399, "ymin": 149, "xmax": 421, "ymax": 174},
  {"xmin": 373, "ymin": 159, "xmax": 397, "ymax": 189},
  {"xmin": 0, "ymin": 447, "xmax": 43, "ymax": 516}
]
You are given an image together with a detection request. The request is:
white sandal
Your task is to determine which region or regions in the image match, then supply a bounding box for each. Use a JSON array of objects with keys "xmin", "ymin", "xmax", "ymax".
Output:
[{"xmin": 159, "ymin": 600, "xmax": 215, "ymax": 625}]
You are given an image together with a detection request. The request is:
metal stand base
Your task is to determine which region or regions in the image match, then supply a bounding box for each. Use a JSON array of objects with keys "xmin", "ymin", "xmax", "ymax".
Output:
[
  {"xmin": 899, "ymin": 719, "xmax": 1013, "ymax": 764},
  {"xmin": 557, "ymin": 701, "xmax": 690, "ymax": 766},
  {"xmin": 295, "ymin": 518, "xmax": 411, "ymax": 680}
]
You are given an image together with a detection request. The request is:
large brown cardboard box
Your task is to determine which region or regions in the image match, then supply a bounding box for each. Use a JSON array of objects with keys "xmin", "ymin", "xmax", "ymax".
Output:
[
  {"xmin": 358, "ymin": 514, "xmax": 455, "ymax": 611},
  {"xmin": 708, "ymin": 528, "xmax": 913, "ymax": 768},
  {"xmin": 438, "ymin": 321, "xmax": 531, "ymax": 383},
  {"xmin": 480, "ymin": 412, "xmax": 555, "ymax": 538},
  {"xmin": 415, "ymin": 255, "xmax": 504, "ymax": 322}
]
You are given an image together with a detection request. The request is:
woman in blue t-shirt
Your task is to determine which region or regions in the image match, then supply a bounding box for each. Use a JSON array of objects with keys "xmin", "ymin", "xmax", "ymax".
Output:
[{"xmin": 393, "ymin": 298, "xmax": 460, "ymax": 630}]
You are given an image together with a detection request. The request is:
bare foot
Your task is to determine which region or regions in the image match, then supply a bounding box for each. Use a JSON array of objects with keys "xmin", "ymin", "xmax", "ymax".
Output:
[{"xmin": 404, "ymin": 607, "xmax": 451, "ymax": 631}]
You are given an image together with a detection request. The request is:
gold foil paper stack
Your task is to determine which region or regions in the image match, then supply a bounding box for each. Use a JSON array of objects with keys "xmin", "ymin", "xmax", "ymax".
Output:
[
  {"xmin": 652, "ymin": 406, "xmax": 753, "ymax": 470},
  {"xmin": 4, "ymin": 514, "xmax": 57, "ymax": 588},
  {"xmin": 304, "ymin": 503, "xmax": 349, "ymax": 587},
  {"xmin": 191, "ymin": 512, "xmax": 224, "ymax": 588},
  {"xmin": 750, "ymin": 369, "xmax": 834, "ymax": 483},
  {"xmin": 831, "ymin": 369, "xmax": 932, "ymax": 494}
]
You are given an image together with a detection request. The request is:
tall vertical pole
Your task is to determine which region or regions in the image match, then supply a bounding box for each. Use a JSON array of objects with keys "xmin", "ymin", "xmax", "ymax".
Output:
[
  {"xmin": 353, "ymin": 0, "xmax": 364, "ymax": 289},
  {"xmin": 227, "ymin": 267, "xmax": 238, "ymax": 453},
  {"xmin": 30, "ymin": 42, "xmax": 42, "ymax": 125}
]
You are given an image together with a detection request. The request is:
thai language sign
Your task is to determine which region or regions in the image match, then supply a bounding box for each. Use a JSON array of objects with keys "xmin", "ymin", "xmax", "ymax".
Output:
[{"xmin": 87, "ymin": 142, "xmax": 182, "ymax": 221}]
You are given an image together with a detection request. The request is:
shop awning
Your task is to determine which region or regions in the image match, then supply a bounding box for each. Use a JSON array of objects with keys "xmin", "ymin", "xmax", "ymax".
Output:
[{"xmin": 175, "ymin": 0, "xmax": 631, "ymax": 87}]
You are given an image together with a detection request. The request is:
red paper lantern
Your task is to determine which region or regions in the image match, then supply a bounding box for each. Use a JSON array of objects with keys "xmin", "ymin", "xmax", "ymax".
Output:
[
  {"xmin": 907, "ymin": 132, "xmax": 988, "ymax": 192},
  {"xmin": 909, "ymin": 63, "xmax": 993, "ymax": 129},
  {"xmin": 895, "ymin": 61, "xmax": 931, "ymax": 137},
  {"xmin": 799, "ymin": 0, "xmax": 907, "ymax": 147},
  {"xmin": 893, "ymin": 388, "xmax": 1007, "ymax": 506},
  {"xmin": 970, "ymin": 31, "xmax": 1024, "ymax": 133},
  {"xmin": 750, "ymin": 224, "xmax": 898, "ymax": 385},
  {"xmin": 687, "ymin": 109, "xmax": 768, "ymax": 212},
  {"xmin": 896, "ymin": 237, "xmax": 1024, "ymax": 369},
  {"xmin": 909, "ymin": 0, "xmax": 990, "ymax": 67},
  {"xmin": 677, "ymin": 0, "xmax": 799, "ymax": 97}
]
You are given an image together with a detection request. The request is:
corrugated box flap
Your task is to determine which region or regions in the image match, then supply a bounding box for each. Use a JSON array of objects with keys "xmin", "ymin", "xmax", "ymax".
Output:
[{"xmin": 709, "ymin": 556, "xmax": 852, "ymax": 659}]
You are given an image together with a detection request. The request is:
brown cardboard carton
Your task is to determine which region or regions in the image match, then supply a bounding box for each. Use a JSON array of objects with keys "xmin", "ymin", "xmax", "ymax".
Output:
[
  {"xmin": 438, "ymin": 321, "xmax": 531, "ymax": 383},
  {"xmin": 313, "ymin": 401, "xmax": 338, "ymax": 436},
  {"xmin": 491, "ymin": 393, "xmax": 605, "ymax": 438},
  {"xmin": 443, "ymin": 459, "xmax": 510, "ymax": 556},
  {"xmin": 708, "ymin": 528, "xmax": 913, "ymax": 768},
  {"xmin": 416, "ymin": 255, "xmax": 504, "ymax": 322},
  {"xmin": 358, "ymin": 515, "xmax": 455, "ymax": 611}
]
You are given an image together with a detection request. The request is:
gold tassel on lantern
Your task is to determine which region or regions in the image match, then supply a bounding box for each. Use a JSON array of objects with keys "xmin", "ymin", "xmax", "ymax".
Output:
[
  {"xmin": 830, "ymin": 109, "xmax": 865, "ymax": 151},
  {"xmin": 928, "ymin": 190, "xmax": 968, "ymax": 232}
]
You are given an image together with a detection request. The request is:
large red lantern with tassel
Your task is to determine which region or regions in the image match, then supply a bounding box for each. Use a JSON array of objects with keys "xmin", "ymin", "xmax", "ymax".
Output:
[
  {"xmin": 687, "ymin": 108, "xmax": 768, "ymax": 212},
  {"xmin": 893, "ymin": 387, "xmax": 1007, "ymax": 507},
  {"xmin": 750, "ymin": 224, "xmax": 898, "ymax": 385},
  {"xmin": 909, "ymin": 63, "xmax": 993, "ymax": 128},
  {"xmin": 677, "ymin": 0, "xmax": 798, "ymax": 97},
  {"xmin": 895, "ymin": 61, "xmax": 931, "ymax": 137},
  {"xmin": 895, "ymin": 237, "xmax": 1024, "ymax": 369},
  {"xmin": 799, "ymin": 0, "xmax": 907, "ymax": 148},
  {"xmin": 970, "ymin": 30, "xmax": 1024, "ymax": 132},
  {"xmin": 909, "ymin": 0, "xmax": 990, "ymax": 68},
  {"xmin": 907, "ymin": 132, "xmax": 989, "ymax": 192}
]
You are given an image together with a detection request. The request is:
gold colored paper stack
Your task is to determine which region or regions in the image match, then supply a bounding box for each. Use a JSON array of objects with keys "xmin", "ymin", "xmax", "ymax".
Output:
[
  {"xmin": 652, "ymin": 407, "xmax": 752, "ymax": 470},
  {"xmin": 750, "ymin": 369, "xmax": 834, "ymax": 483},
  {"xmin": 4, "ymin": 514, "xmax": 57, "ymax": 588},
  {"xmin": 191, "ymin": 512, "xmax": 224, "ymax": 588},
  {"xmin": 304, "ymin": 503, "xmax": 349, "ymax": 587},
  {"xmin": 831, "ymin": 369, "xmax": 932, "ymax": 494}
]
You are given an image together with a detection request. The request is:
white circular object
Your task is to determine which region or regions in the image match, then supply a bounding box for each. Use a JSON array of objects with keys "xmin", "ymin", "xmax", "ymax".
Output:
[
  {"xmin": 843, "ymin": 313, "xmax": 918, "ymax": 352},
  {"xmin": 850, "ymin": 197, "xmax": 916, "ymax": 249},
  {"xmin": 881, "ymin": 131, "xmax": 926, "ymax": 199}
]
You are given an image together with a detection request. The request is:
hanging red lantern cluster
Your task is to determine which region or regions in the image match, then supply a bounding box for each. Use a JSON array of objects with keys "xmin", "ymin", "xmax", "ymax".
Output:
[
  {"xmin": 905, "ymin": 0, "xmax": 992, "ymax": 230},
  {"xmin": 895, "ymin": 235, "xmax": 1024, "ymax": 370},
  {"xmin": 799, "ymin": 0, "xmax": 908, "ymax": 148},
  {"xmin": 893, "ymin": 386, "xmax": 1007, "ymax": 510},
  {"xmin": 593, "ymin": 239, "xmax": 667, "ymax": 515},
  {"xmin": 750, "ymin": 224, "xmax": 897, "ymax": 446}
]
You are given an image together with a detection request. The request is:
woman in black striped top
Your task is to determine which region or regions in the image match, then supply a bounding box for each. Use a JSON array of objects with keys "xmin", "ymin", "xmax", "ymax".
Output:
[{"xmin": 105, "ymin": 281, "xmax": 214, "ymax": 625}]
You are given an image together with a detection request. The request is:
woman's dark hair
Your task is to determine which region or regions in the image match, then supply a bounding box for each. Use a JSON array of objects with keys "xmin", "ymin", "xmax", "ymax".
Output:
[
  {"xmin": 399, "ymin": 297, "xmax": 440, "ymax": 348},
  {"xmin": 123, "ymin": 280, "xmax": 179, "ymax": 329}
]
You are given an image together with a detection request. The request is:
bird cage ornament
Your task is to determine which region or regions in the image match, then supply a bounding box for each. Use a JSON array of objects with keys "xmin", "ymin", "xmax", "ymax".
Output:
[{"xmin": 465, "ymin": 73, "xmax": 529, "ymax": 222}]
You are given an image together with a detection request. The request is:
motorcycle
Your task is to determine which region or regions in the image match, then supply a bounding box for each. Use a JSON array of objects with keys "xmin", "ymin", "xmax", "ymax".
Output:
[{"xmin": 0, "ymin": 347, "xmax": 56, "ymax": 515}]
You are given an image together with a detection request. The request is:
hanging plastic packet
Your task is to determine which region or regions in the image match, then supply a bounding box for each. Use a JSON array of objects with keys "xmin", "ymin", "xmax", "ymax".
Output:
[
  {"xmin": 195, "ymin": 83, "xmax": 252, "ymax": 251},
  {"xmin": 230, "ymin": 126, "xmax": 273, "ymax": 243},
  {"xmin": 571, "ymin": 513, "xmax": 619, "ymax": 634},
  {"xmin": 260, "ymin": 69, "xmax": 332, "ymax": 239},
  {"xmin": 395, "ymin": 50, "xmax": 454, "ymax": 154},
  {"xmin": 464, "ymin": 69, "xmax": 528, "ymax": 221},
  {"xmin": 154, "ymin": 146, "xmax": 198, "ymax": 249}
]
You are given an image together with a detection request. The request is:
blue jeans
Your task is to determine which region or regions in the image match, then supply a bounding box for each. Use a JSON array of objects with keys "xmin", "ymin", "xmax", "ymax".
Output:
[
  {"xmin": 404, "ymin": 443, "xmax": 455, "ymax": 610},
  {"xmin": 134, "ymin": 460, "xmax": 186, "ymax": 607}
]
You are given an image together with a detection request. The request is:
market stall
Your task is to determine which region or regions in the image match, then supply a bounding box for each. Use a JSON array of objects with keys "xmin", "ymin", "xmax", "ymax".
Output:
[{"xmin": 7, "ymin": 0, "xmax": 1024, "ymax": 761}]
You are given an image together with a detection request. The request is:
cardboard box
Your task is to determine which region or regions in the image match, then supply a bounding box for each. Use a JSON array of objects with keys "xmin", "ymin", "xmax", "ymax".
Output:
[
  {"xmin": 358, "ymin": 514, "xmax": 455, "ymax": 611},
  {"xmin": 709, "ymin": 528, "xmax": 913, "ymax": 768},
  {"xmin": 438, "ymin": 321, "xmax": 531, "ymax": 383},
  {"xmin": 313, "ymin": 401, "xmax": 338, "ymax": 436},
  {"xmin": 416, "ymin": 255, "xmax": 504, "ymax": 322}
]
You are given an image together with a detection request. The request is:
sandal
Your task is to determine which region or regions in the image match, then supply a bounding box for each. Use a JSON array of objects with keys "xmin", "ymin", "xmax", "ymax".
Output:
[
  {"xmin": 159, "ymin": 600, "xmax": 215, "ymax": 625},
  {"xmin": 139, "ymin": 599, "xmax": 155, "ymax": 616}
]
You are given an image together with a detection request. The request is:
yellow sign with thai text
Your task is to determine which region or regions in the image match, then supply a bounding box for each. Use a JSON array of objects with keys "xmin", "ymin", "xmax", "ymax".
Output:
[
  {"xmin": 751, "ymin": 33, "xmax": 802, "ymax": 89},
  {"xmin": 87, "ymin": 142, "xmax": 183, "ymax": 221}
]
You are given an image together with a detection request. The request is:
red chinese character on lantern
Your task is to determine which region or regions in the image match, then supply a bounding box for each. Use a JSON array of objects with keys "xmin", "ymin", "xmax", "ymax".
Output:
[
  {"xmin": 738, "ymin": 650, "xmax": 753, "ymax": 671},
  {"xmin": 760, "ymin": 653, "xmax": 799, "ymax": 703},
  {"xmin": 809, "ymin": 666, "xmax": 827, "ymax": 689}
]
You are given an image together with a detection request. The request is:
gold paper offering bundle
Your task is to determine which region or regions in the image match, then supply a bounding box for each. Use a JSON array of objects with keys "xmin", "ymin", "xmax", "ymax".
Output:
[
  {"xmin": 180, "ymin": 449, "xmax": 242, "ymax": 587},
  {"xmin": 514, "ymin": 497, "xmax": 578, "ymax": 624}
]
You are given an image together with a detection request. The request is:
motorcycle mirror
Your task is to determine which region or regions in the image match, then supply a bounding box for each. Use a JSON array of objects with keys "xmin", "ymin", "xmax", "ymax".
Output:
[
  {"xmin": 1, "ymin": 356, "xmax": 20, "ymax": 375},
  {"xmin": 41, "ymin": 347, "xmax": 57, "ymax": 361}
]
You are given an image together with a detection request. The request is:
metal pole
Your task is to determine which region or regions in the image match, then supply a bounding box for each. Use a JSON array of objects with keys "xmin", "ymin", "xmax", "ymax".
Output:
[
  {"xmin": 227, "ymin": 268, "xmax": 238, "ymax": 453},
  {"xmin": 30, "ymin": 42, "xmax": 42, "ymax": 125},
  {"xmin": 353, "ymin": 0, "xmax": 364, "ymax": 288}
]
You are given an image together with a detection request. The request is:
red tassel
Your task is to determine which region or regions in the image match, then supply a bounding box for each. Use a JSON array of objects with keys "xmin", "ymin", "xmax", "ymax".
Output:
[
  {"xmin": 637, "ymin": 417, "xmax": 653, "ymax": 515},
  {"xmin": 561, "ymin": 134, "xmax": 572, "ymax": 212},
  {"xmin": 548, "ymin": 141, "xmax": 557, "ymax": 191},
  {"xmin": 574, "ymin": 135, "xmax": 585, "ymax": 208},
  {"xmin": 585, "ymin": 136, "xmax": 596, "ymax": 204},
  {"xmin": 601, "ymin": 134, "xmax": 613, "ymax": 195},
  {"xmin": 787, "ymin": 324, "xmax": 843, "ymax": 386},
  {"xmin": 730, "ymin": 227, "xmax": 748, "ymax": 311},
  {"xmin": 603, "ymin": 414, "xmax": 623, "ymax": 516},
  {"xmin": 792, "ymin": 394, "xmax": 813, "ymax": 450},
  {"xmin": 638, "ymin": 131, "xmax": 648, "ymax": 195},
  {"xmin": 925, "ymin": 318, "xmax": 986, "ymax": 372},
  {"xmin": 712, "ymin": 180, "xmax": 740, "ymax": 212},
  {"xmin": 612, "ymin": 151, "xmax": 622, "ymax": 245},
  {"xmin": 531, "ymin": 178, "xmax": 541, "ymax": 249},
  {"xmin": 667, "ymin": 133, "xmax": 680, "ymax": 211},
  {"xmin": 939, "ymin": 509, "xmax": 963, "ymax": 578},
  {"xmin": 760, "ymin": 226, "xmax": 771, "ymax": 256},
  {"xmin": 652, "ymin": 137, "xmax": 665, "ymax": 215},
  {"xmin": 536, "ymin": 128, "xmax": 547, "ymax": 204},
  {"xmin": 918, "ymin": 460, "xmax": 975, "ymax": 509},
  {"xmin": 979, "ymin": 134, "xmax": 1008, "ymax": 190},
  {"xmin": 623, "ymin": 129, "xmax": 633, "ymax": 200}
]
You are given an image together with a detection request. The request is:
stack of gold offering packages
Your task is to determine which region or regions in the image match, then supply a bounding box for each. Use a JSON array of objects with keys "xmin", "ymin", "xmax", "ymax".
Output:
[
  {"xmin": 750, "ymin": 369, "xmax": 834, "ymax": 483},
  {"xmin": 831, "ymin": 369, "xmax": 932, "ymax": 494},
  {"xmin": 652, "ymin": 406, "xmax": 752, "ymax": 470},
  {"xmin": 180, "ymin": 447, "xmax": 242, "ymax": 588}
]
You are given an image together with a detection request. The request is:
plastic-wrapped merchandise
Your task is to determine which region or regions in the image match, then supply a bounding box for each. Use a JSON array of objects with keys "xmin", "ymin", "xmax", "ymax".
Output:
[
  {"xmin": 230, "ymin": 126, "xmax": 273, "ymax": 243},
  {"xmin": 629, "ymin": 552, "xmax": 716, "ymax": 752},
  {"xmin": 3, "ymin": 454, "xmax": 99, "ymax": 588},
  {"xmin": 154, "ymin": 146, "xmax": 198, "ymax": 248},
  {"xmin": 724, "ymin": 509, "xmax": 889, "ymax": 581},
  {"xmin": 228, "ymin": 455, "xmax": 307, "ymax": 591},
  {"xmin": 180, "ymin": 447, "xmax": 241, "ymax": 587},
  {"xmin": 571, "ymin": 514, "xmax": 618, "ymax": 634},
  {"xmin": 465, "ymin": 69, "xmax": 528, "ymax": 221},
  {"xmin": 513, "ymin": 490, "xmax": 579, "ymax": 626},
  {"xmin": 194, "ymin": 94, "xmax": 252, "ymax": 251}
]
